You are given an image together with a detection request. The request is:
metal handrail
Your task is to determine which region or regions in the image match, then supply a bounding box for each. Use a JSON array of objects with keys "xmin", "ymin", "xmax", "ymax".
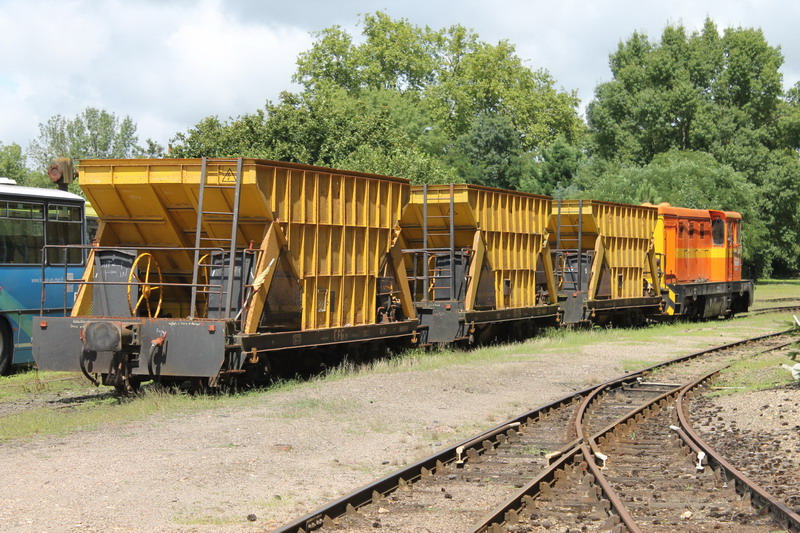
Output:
[{"xmin": 37, "ymin": 244, "xmax": 257, "ymax": 318}]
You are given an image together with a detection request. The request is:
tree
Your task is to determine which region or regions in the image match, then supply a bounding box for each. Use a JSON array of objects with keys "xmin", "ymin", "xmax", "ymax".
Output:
[
  {"xmin": 573, "ymin": 149, "xmax": 764, "ymax": 267},
  {"xmin": 0, "ymin": 142, "xmax": 28, "ymax": 183},
  {"xmin": 519, "ymin": 135, "xmax": 586, "ymax": 196},
  {"xmin": 27, "ymin": 107, "xmax": 163, "ymax": 172},
  {"xmin": 135, "ymin": 139, "xmax": 167, "ymax": 159},
  {"xmin": 295, "ymin": 12, "xmax": 583, "ymax": 149},
  {"xmin": 587, "ymin": 19, "xmax": 784, "ymax": 167},
  {"xmin": 169, "ymin": 112, "xmax": 272, "ymax": 159},
  {"xmin": 171, "ymin": 85, "xmax": 456, "ymax": 183},
  {"xmin": 0, "ymin": 142, "xmax": 50, "ymax": 188},
  {"xmin": 295, "ymin": 13, "xmax": 437, "ymax": 93},
  {"xmin": 445, "ymin": 113, "xmax": 534, "ymax": 190},
  {"xmin": 172, "ymin": 12, "xmax": 584, "ymax": 188},
  {"xmin": 750, "ymin": 151, "xmax": 800, "ymax": 276},
  {"xmin": 585, "ymin": 19, "xmax": 799, "ymax": 276}
]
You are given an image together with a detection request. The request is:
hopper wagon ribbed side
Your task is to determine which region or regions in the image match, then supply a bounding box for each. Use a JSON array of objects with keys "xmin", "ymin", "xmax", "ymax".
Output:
[
  {"xmin": 548, "ymin": 199, "xmax": 663, "ymax": 325},
  {"xmin": 32, "ymin": 158, "xmax": 416, "ymax": 392},
  {"xmin": 396, "ymin": 184, "xmax": 560, "ymax": 345}
]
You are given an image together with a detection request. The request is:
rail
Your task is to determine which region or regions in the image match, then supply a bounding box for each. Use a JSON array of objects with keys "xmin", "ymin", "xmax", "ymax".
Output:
[
  {"xmin": 272, "ymin": 329, "xmax": 794, "ymax": 532},
  {"xmin": 471, "ymin": 331, "xmax": 797, "ymax": 532},
  {"xmin": 676, "ymin": 364, "xmax": 800, "ymax": 532}
]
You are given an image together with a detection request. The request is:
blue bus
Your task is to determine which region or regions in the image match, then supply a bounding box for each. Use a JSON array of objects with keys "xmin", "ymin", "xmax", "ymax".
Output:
[{"xmin": 0, "ymin": 180, "xmax": 85, "ymax": 373}]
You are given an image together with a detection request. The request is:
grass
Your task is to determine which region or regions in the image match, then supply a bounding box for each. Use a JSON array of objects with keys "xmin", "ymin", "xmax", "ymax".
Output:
[
  {"xmin": 2, "ymin": 279, "xmax": 798, "ymax": 442},
  {"xmin": 0, "ymin": 376, "xmax": 304, "ymax": 441},
  {"xmin": 708, "ymin": 352, "xmax": 799, "ymax": 397},
  {"xmin": 0, "ymin": 370, "xmax": 96, "ymax": 402},
  {"xmin": 0, "ymin": 387, "xmax": 221, "ymax": 440},
  {"xmin": 752, "ymin": 278, "xmax": 800, "ymax": 306},
  {"xmin": 519, "ymin": 445, "xmax": 550, "ymax": 456}
]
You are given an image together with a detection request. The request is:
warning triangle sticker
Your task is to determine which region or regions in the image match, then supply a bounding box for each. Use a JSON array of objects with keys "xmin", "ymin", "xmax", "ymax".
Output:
[{"xmin": 221, "ymin": 168, "xmax": 236, "ymax": 183}]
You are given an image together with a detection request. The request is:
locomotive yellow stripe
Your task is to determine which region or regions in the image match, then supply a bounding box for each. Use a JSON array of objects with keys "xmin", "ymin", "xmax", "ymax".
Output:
[{"xmin": 674, "ymin": 247, "xmax": 735, "ymax": 259}]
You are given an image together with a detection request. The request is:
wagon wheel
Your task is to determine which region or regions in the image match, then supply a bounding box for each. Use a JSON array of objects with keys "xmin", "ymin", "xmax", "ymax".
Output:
[
  {"xmin": 127, "ymin": 252, "xmax": 163, "ymax": 317},
  {"xmin": 195, "ymin": 253, "xmax": 212, "ymax": 318}
]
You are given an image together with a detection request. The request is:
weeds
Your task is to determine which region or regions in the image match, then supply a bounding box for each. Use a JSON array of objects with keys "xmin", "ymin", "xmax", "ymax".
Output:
[
  {"xmin": 708, "ymin": 353, "xmax": 799, "ymax": 397},
  {"xmin": 0, "ymin": 370, "xmax": 94, "ymax": 402},
  {"xmin": 1, "ymin": 284, "xmax": 797, "ymax": 441},
  {"xmin": 519, "ymin": 445, "xmax": 550, "ymax": 456}
]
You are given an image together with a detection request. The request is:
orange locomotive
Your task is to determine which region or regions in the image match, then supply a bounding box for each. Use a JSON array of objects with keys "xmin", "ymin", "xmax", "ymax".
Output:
[{"xmin": 649, "ymin": 203, "xmax": 753, "ymax": 318}]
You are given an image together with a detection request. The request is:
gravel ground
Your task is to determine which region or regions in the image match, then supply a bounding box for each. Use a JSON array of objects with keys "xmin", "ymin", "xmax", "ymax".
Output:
[
  {"xmin": 0, "ymin": 322, "xmax": 788, "ymax": 532},
  {"xmin": 692, "ymin": 382, "xmax": 800, "ymax": 513}
]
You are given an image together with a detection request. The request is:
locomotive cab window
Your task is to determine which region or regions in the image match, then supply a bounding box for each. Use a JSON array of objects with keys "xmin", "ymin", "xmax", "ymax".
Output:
[
  {"xmin": 729, "ymin": 221, "xmax": 740, "ymax": 244},
  {"xmin": 712, "ymin": 219, "xmax": 725, "ymax": 246}
]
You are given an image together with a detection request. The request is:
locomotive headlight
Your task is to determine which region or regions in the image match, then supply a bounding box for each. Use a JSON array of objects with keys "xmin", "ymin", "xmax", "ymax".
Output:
[{"xmin": 83, "ymin": 322, "xmax": 140, "ymax": 352}]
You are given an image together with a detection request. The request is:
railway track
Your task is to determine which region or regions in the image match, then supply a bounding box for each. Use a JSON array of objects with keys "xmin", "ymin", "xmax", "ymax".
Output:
[
  {"xmin": 747, "ymin": 305, "xmax": 800, "ymax": 316},
  {"xmin": 273, "ymin": 331, "xmax": 800, "ymax": 533}
]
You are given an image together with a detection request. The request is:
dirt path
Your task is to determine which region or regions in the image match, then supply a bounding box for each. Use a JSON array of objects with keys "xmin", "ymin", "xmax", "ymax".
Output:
[{"xmin": 0, "ymin": 322, "xmax": 785, "ymax": 532}]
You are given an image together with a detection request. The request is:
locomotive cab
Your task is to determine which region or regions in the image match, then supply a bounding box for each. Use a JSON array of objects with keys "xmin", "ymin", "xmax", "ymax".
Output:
[{"xmin": 650, "ymin": 204, "xmax": 752, "ymax": 319}]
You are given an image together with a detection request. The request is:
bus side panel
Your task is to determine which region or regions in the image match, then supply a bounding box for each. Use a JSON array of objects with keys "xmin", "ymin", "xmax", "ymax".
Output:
[
  {"xmin": 0, "ymin": 311, "xmax": 26, "ymax": 362},
  {"xmin": 0, "ymin": 265, "xmax": 82, "ymax": 365}
]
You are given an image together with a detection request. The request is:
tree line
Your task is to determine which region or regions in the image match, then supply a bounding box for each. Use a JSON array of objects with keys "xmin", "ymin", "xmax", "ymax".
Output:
[{"xmin": 2, "ymin": 13, "xmax": 798, "ymax": 277}]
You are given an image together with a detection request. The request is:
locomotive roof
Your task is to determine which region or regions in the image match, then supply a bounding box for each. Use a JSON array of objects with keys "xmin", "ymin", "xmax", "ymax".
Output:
[{"xmin": 655, "ymin": 203, "xmax": 742, "ymax": 220}]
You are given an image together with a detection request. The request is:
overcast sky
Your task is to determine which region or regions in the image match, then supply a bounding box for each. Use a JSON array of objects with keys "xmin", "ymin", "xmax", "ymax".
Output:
[{"xmin": 2, "ymin": 0, "xmax": 799, "ymax": 152}]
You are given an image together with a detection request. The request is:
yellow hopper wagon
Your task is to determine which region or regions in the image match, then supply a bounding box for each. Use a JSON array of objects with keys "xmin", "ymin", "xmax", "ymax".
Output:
[
  {"xmin": 548, "ymin": 199, "xmax": 662, "ymax": 325},
  {"xmin": 32, "ymin": 158, "xmax": 415, "ymax": 392},
  {"xmin": 395, "ymin": 184, "xmax": 559, "ymax": 345}
]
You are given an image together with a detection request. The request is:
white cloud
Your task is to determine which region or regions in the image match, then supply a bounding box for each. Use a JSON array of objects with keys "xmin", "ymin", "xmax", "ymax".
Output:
[
  {"xmin": 0, "ymin": 0, "xmax": 310, "ymax": 149},
  {"xmin": 2, "ymin": 0, "xmax": 800, "ymax": 153}
]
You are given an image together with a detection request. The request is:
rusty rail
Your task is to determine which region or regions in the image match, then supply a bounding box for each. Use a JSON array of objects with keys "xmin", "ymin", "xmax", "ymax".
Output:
[
  {"xmin": 746, "ymin": 304, "xmax": 800, "ymax": 316},
  {"xmin": 468, "ymin": 445, "xmax": 586, "ymax": 533},
  {"xmin": 676, "ymin": 361, "xmax": 800, "ymax": 533},
  {"xmin": 272, "ymin": 394, "xmax": 585, "ymax": 533},
  {"xmin": 271, "ymin": 329, "xmax": 795, "ymax": 532}
]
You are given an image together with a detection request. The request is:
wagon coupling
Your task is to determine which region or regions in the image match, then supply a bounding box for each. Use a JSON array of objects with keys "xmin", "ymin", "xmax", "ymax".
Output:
[{"xmin": 147, "ymin": 331, "xmax": 167, "ymax": 381}]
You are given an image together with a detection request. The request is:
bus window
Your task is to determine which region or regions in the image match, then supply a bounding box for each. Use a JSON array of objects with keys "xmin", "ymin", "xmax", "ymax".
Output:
[
  {"xmin": 0, "ymin": 201, "xmax": 44, "ymax": 264},
  {"xmin": 46, "ymin": 204, "xmax": 83, "ymax": 264},
  {"xmin": 712, "ymin": 219, "xmax": 725, "ymax": 245},
  {"xmin": 0, "ymin": 184, "xmax": 86, "ymax": 372}
]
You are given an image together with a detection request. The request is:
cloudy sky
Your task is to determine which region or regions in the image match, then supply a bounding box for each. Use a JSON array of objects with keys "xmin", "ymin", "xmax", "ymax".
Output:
[{"xmin": 2, "ymin": 0, "xmax": 799, "ymax": 152}]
